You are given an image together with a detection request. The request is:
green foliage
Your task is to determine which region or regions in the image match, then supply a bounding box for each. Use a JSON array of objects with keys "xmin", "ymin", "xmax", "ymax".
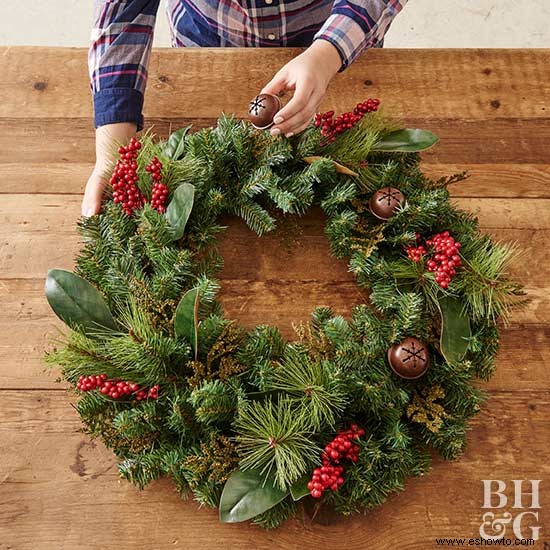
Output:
[
  {"xmin": 43, "ymin": 108, "xmax": 523, "ymax": 529},
  {"xmin": 219, "ymin": 468, "xmax": 289, "ymax": 523},
  {"xmin": 251, "ymin": 496, "xmax": 300, "ymax": 529},
  {"xmin": 454, "ymin": 238, "xmax": 525, "ymax": 323},
  {"xmin": 234, "ymin": 399, "xmax": 320, "ymax": 490},
  {"xmin": 323, "ymin": 110, "xmax": 401, "ymax": 165},
  {"xmin": 237, "ymin": 325, "xmax": 287, "ymax": 390},
  {"xmin": 163, "ymin": 125, "xmax": 192, "ymax": 160},
  {"xmin": 372, "ymin": 128, "xmax": 439, "ymax": 152},
  {"xmin": 165, "ymin": 182, "xmax": 195, "ymax": 240},
  {"xmin": 266, "ymin": 345, "xmax": 348, "ymax": 430},
  {"xmin": 189, "ymin": 379, "xmax": 240, "ymax": 426},
  {"xmin": 118, "ymin": 449, "xmax": 166, "ymax": 489},
  {"xmin": 44, "ymin": 269, "xmax": 118, "ymax": 336},
  {"xmin": 438, "ymin": 295, "xmax": 472, "ymax": 364},
  {"xmin": 174, "ymin": 288, "xmax": 200, "ymax": 353}
]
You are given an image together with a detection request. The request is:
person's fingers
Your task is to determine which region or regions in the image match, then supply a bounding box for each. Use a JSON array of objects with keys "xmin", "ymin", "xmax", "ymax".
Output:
[
  {"xmin": 272, "ymin": 88, "xmax": 322, "ymax": 136},
  {"xmin": 293, "ymin": 111, "xmax": 318, "ymax": 136},
  {"xmin": 260, "ymin": 71, "xmax": 289, "ymax": 97},
  {"xmin": 271, "ymin": 81, "xmax": 312, "ymax": 129},
  {"xmin": 81, "ymin": 170, "xmax": 108, "ymax": 217}
]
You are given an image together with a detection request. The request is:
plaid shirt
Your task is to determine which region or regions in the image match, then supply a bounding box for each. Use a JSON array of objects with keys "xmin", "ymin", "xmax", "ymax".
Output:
[{"xmin": 89, "ymin": 0, "xmax": 406, "ymax": 130}]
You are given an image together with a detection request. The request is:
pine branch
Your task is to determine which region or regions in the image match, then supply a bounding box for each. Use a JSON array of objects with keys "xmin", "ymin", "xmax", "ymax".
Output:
[
  {"xmin": 266, "ymin": 345, "xmax": 348, "ymax": 430},
  {"xmin": 188, "ymin": 379, "xmax": 240, "ymax": 426},
  {"xmin": 455, "ymin": 238, "xmax": 527, "ymax": 323},
  {"xmin": 234, "ymin": 398, "xmax": 320, "ymax": 490}
]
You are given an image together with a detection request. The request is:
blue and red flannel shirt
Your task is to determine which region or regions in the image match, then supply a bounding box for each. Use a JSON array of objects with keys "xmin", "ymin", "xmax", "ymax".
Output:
[{"xmin": 89, "ymin": 0, "xmax": 407, "ymax": 130}]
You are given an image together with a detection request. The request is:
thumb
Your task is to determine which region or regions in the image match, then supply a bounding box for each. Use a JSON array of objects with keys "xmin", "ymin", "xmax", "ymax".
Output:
[
  {"xmin": 260, "ymin": 72, "xmax": 288, "ymax": 96},
  {"xmin": 81, "ymin": 170, "xmax": 108, "ymax": 217}
]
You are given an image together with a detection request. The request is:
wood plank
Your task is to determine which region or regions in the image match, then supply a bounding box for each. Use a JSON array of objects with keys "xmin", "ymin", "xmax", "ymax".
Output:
[
  {"xmin": 425, "ymin": 164, "xmax": 550, "ymax": 198},
  {"xmin": 1, "ymin": 195, "xmax": 550, "ymax": 236},
  {"xmin": 1, "ymin": 276, "xmax": 548, "ymax": 389},
  {"xmin": 218, "ymin": 280, "xmax": 549, "ymax": 334},
  {"xmin": 0, "ymin": 229, "xmax": 543, "ymax": 286},
  {"xmin": 1, "ymin": 200, "xmax": 547, "ymax": 389},
  {"xmin": 1, "ymin": 47, "xmax": 548, "ymax": 549},
  {"xmin": 0, "ymin": 163, "xmax": 94, "ymax": 194},
  {"xmin": 0, "ymin": 197, "xmax": 546, "ymax": 285},
  {"xmin": 1, "ymin": 48, "xmax": 549, "ymax": 120},
  {"xmin": 4, "ymin": 118, "xmax": 550, "ymax": 165},
  {"xmin": 1, "ymin": 390, "xmax": 548, "ymax": 549},
  {"xmin": 3, "ymin": 162, "xmax": 550, "ymax": 199},
  {"xmin": 454, "ymin": 198, "xmax": 550, "ymax": 230}
]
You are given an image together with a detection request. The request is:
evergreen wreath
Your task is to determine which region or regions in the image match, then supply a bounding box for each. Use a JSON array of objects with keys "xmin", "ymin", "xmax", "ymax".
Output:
[{"xmin": 44, "ymin": 100, "xmax": 525, "ymax": 528}]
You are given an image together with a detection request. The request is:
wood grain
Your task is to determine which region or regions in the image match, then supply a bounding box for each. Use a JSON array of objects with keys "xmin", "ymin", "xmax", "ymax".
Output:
[
  {"xmin": 1, "ymin": 390, "xmax": 548, "ymax": 550},
  {"xmin": 3, "ymin": 162, "xmax": 550, "ymax": 199},
  {"xmin": 1, "ymin": 274, "xmax": 548, "ymax": 388},
  {"xmin": 1, "ymin": 48, "xmax": 549, "ymax": 120},
  {"xmin": 4, "ymin": 118, "xmax": 550, "ymax": 165},
  {"xmin": 0, "ymin": 202, "xmax": 548, "ymax": 387},
  {"xmin": 0, "ymin": 197, "xmax": 546, "ymax": 283},
  {"xmin": 1, "ymin": 48, "xmax": 549, "ymax": 550}
]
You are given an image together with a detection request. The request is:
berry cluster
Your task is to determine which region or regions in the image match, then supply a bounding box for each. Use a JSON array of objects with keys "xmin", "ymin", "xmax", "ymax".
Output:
[
  {"xmin": 76, "ymin": 374, "xmax": 160, "ymax": 401},
  {"xmin": 145, "ymin": 156, "xmax": 169, "ymax": 213},
  {"xmin": 405, "ymin": 231, "xmax": 462, "ymax": 289},
  {"xmin": 110, "ymin": 138, "xmax": 146, "ymax": 216},
  {"xmin": 426, "ymin": 232, "xmax": 462, "ymax": 288},
  {"xmin": 406, "ymin": 239, "xmax": 427, "ymax": 263},
  {"xmin": 307, "ymin": 424, "xmax": 365, "ymax": 499},
  {"xmin": 314, "ymin": 99, "xmax": 380, "ymax": 143}
]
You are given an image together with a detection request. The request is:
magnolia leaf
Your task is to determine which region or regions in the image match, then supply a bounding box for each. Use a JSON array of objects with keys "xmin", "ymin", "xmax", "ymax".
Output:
[
  {"xmin": 165, "ymin": 183, "xmax": 195, "ymax": 240},
  {"xmin": 163, "ymin": 125, "xmax": 191, "ymax": 160},
  {"xmin": 219, "ymin": 469, "xmax": 289, "ymax": 523},
  {"xmin": 372, "ymin": 129, "xmax": 439, "ymax": 152},
  {"xmin": 438, "ymin": 295, "xmax": 471, "ymax": 364},
  {"xmin": 290, "ymin": 475, "xmax": 311, "ymax": 501},
  {"xmin": 174, "ymin": 288, "xmax": 200, "ymax": 357},
  {"xmin": 44, "ymin": 269, "xmax": 117, "ymax": 336},
  {"xmin": 303, "ymin": 156, "xmax": 358, "ymax": 176}
]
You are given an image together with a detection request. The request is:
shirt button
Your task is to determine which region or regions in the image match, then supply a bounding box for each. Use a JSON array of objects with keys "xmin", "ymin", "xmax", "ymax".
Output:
[
  {"xmin": 265, "ymin": 0, "xmax": 273, "ymax": 4},
  {"xmin": 267, "ymin": 33, "xmax": 277, "ymax": 40}
]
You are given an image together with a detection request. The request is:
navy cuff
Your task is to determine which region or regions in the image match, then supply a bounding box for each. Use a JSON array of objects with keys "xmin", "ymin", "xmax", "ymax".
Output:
[{"xmin": 93, "ymin": 88, "xmax": 145, "ymax": 131}]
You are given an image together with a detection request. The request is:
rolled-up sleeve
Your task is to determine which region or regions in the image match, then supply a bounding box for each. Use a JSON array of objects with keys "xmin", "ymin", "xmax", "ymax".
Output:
[
  {"xmin": 313, "ymin": 0, "xmax": 407, "ymax": 71},
  {"xmin": 88, "ymin": 0, "xmax": 161, "ymax": 131}
]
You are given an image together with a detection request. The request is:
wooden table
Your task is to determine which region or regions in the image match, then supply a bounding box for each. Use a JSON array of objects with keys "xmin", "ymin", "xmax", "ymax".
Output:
[{"xmin": 1, "ymin": 47, "xmax": 549, "ymax": 549}]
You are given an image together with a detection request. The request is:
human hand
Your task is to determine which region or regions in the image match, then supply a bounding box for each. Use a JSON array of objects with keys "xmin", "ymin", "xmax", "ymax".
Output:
[
  {"xmin": 81, "ymin": 122, "xmax": 137, "ymax": 217},
  {"xmin": 81, "ymin": 167, "xmax": 109, "ymax": 218},
  {"xmin": 261, "ymin": 39, "xmax": 342, "ymax": 138}
]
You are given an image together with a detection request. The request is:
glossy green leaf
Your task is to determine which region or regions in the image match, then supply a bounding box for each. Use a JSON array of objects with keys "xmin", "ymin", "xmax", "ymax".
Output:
[
  {"xmin": 290, "ymin": 475, "xmax": 310, "ymax": 501},
  {"xmin": 163, "ymin": 125, "xmax": 191, "ymax": 160},
  {"xmin": 219, "ymin": 469, "xmax": 289, "ymax": 523},
  {"xmin": 439, "ymin": 295, "xmax": 471, "ymax": 364},
  {"xmin": 165, "ymin": 183, "xmax": 195, "ymax": 240},
  {"xmin": 174, "ymin": 288, "xmax": 200, "ymax": 355},
  {"xmin": 372, "ymin": 129, "xmax": 439, "ymax": 152},
  {"xmin": 44, "ymin": 269, "xmax": 117, "ymax": 336}
]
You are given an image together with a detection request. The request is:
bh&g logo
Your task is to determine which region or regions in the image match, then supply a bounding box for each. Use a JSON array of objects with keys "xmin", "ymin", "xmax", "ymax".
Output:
[{"xmin": 480, "ymin": 480, "xmax": 542, "ymax": 541}]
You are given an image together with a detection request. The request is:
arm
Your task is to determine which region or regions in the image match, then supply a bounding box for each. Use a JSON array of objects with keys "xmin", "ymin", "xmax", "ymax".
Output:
[
  {"xmin": 82, "ymin": 0, "xmax": 160, "ymax": 217},
  {"xmin": 263, "ymin": 0, "xmax": 407, "ymax": 138},
  {"xmin": 313, "ymin": 0, "xmax": 408, "ymax": 70}
]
